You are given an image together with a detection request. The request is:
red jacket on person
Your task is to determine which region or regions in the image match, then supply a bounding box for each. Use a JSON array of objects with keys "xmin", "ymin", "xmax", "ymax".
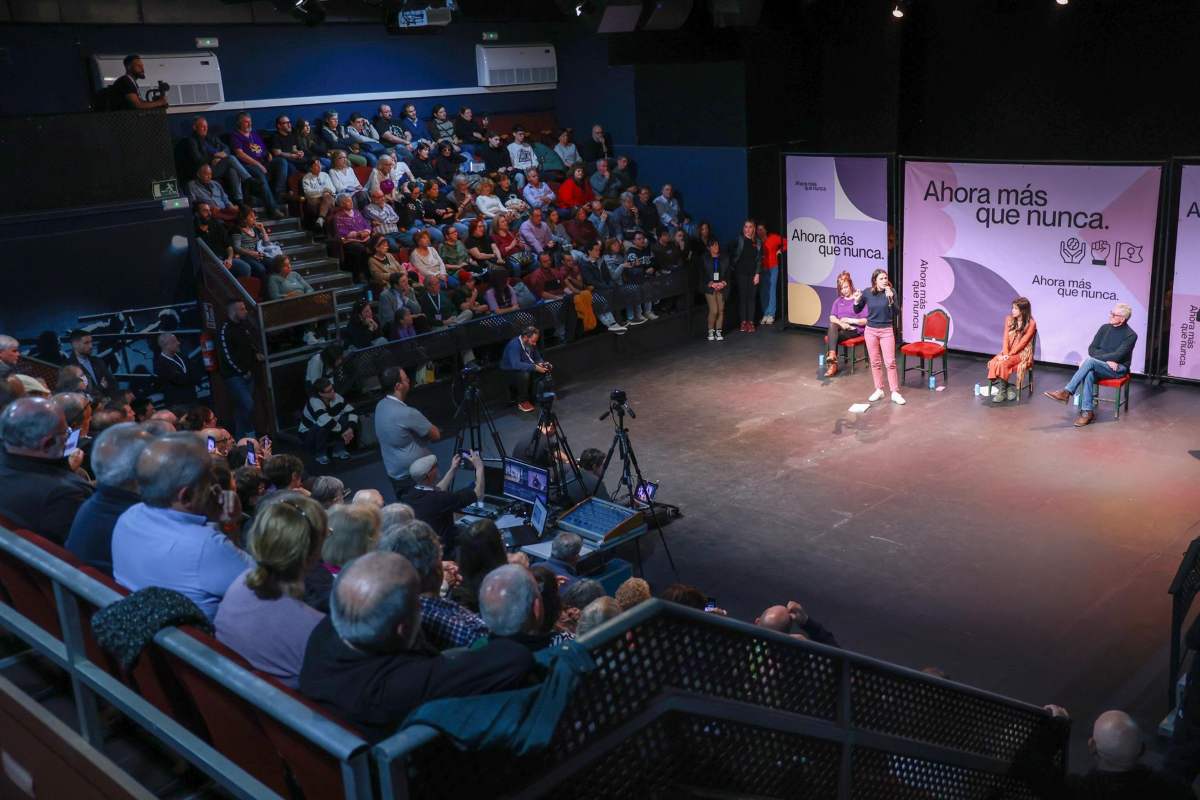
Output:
[{"xmin": 556, "ymin": 178, "xmax": 594, "ymax": 209}]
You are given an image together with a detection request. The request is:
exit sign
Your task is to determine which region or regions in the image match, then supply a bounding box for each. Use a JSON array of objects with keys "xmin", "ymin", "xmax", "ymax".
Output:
[{"xmin": 482, "ymin": 31, "xmax": 499, "ymax": 41}]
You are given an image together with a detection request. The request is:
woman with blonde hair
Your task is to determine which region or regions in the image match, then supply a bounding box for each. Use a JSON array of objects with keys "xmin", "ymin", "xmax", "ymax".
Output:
[
  {"xmin": 824, "ymin": 271, "xmax": 868, "ymax": 377},
  {"xmin": 983, "ymin": 297, "xmax": 1036, "ymax": 402},
  {"xmin": 214, "ymin": 493, "xmax": 327, "ymax": 687}
]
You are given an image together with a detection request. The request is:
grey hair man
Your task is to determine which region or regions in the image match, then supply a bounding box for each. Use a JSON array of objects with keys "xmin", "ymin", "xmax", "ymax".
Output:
[
  {"xmin": 575, "ymin": 596, "xmax": 621, "ymax": 637},
  {"xmin": 65, "ymin": 423, "xmax": 153, "ymax": 574},
  {"xmin": 377, "ymin": 519, "xmax": 487, "ymax": 649},
  {"xmin": 0, "ymin": 335, "xmax": 19, "ymax": 380},
  {"xmin": 379, "ymin": 502, "xmax": 414, "ymax": 530},
  {"xmin": 1043, "ymin": 303, "xmax": 1137, "ymax": 428},
  {"xmin": 110, "ymin": 433, "xmax": 249, "ymax": 621},
  {"xmin": 298, "ymin": 551, "xmax": 534, "ymax": 740},
  {"xmin": 478, "ymin": 564, "xmax": 546, "ymax": 651},
  {"xmin": 543, "ymin": 531, "xmax": 584, "ymax": 589},
  {"xmin": 0, "ymin": 397, "xmax": 93, "ymax": 544}
]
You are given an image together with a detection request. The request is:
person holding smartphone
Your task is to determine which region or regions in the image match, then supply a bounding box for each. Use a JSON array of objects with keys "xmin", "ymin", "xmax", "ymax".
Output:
[{"xmin": 853, "ymin": 268, "xmax": 905, "ymax": 405}]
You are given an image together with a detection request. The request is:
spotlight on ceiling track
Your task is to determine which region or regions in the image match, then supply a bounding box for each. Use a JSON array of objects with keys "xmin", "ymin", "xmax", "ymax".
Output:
[
  {"xmin": 892, "ymin": 3, "xmax": 906, "ymax": 19},
  {"xmin": 575, "ymin": 1, "xmax": 596, "ymax": 16},
  {"xmin": 1055, "ymin": 0, "xmax": 1068, "ymax": 5}
]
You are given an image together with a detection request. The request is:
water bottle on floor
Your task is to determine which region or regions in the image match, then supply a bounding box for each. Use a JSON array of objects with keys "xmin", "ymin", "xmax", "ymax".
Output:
[
  {"xmin": 974, "ymin": 383, "xmax": 980, "ymax": 396},
  {"xmin": 818, "ymin": 353, "xmax": 825, "ymax": 367},
  {"xmin": 928, "ymin": 375, "xmax": 936, "ymax": 390}
]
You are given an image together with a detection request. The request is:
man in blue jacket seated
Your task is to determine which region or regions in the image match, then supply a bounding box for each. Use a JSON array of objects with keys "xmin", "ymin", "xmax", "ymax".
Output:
[
  {"xmin": 299, "ymin": 551, "xmax": 534, "ymax": 742},
  {"xmin": 1043, "ymin": 303, "xmax": 1138, "ymax": 428},
  {"xmin": 501, "ymin": 325, "xmax": 552, "ymax": 413}
]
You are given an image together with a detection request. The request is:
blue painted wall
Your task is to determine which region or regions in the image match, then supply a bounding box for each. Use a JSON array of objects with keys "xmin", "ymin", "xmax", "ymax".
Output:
[{"xmin": 619, "ymin": 145, "xmax": 748, "ymax": 243}]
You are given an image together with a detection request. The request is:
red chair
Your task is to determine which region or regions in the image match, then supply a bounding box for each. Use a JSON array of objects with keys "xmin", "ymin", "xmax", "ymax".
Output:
[
  {"xmin": 836, "ymin": 335, "xmax": 866, "ymax": 374},
  {"xmin": 1095, "ymin": 373, "xmax": 1131, "ymax": 419},
  {"xmin": 165, "ymin": 626, "xmax": 293, "ymax": 796},
  {"xmin": 900, "ymin": 309, "xmax": 950, "ymax": 386},
  {"xmin": 0, "ymin": 527, "xmax": 66, "ymax": 637},
  {"xmin": 253, "ymin": 671, "xmax": 368, "ymax": 800}
]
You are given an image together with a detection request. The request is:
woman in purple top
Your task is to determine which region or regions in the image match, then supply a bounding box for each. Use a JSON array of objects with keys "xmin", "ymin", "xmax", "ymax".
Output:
[
  {"xmin": 825, "ymin": 271, "xmax": 867, "ymax": 377},
  {"xmin": 214, "ymin": 493, "xmax": 327, "ymax": 689},
  {"xmin": 332, "ymin": 194, "xmax": 372, "ymax": 282}
]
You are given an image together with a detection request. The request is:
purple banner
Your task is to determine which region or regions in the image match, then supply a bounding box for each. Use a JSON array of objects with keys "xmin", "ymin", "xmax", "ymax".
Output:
[
  {"xmin": 784, "ymin": 155, "xmax": 889, "ymax": 327},
  {"xmin": 903, "ymin": 161, "xmax": 1159, "ymax": 371},
  {"xmin": 1168, "ymin": 165, "xmax": 1200, "ymax": 379}
]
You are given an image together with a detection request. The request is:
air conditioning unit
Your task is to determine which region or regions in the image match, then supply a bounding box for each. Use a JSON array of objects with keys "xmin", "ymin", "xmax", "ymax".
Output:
[
  {"xmin": 475, "ymin": 43, "xmax": 557, "ymax": 88},
  {"xmin": 92, "ymin": 52, "xmax": 224, "ymax": 108}
]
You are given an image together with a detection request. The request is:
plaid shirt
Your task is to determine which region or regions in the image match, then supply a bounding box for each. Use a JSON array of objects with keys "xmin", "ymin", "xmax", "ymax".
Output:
[{"xmin": 420, "ymin": 595, "xmax": 488, "ymax": 650}]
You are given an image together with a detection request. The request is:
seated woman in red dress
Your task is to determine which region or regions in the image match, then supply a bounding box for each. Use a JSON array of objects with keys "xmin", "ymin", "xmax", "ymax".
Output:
[{"xmin": 983, "ymin": 297, "xmax": 1036, "ymax": 402}]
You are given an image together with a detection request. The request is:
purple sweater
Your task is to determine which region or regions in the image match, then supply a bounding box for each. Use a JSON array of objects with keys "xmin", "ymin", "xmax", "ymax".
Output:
[{"xmin": 829, "ymin": 295, "xmax": 863, "ymax": 333}]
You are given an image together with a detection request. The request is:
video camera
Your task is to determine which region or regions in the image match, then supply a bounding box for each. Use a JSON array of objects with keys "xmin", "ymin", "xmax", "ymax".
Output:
[{"xmin": 146, "ymin": 80, "xmax": 170, "ymax": 102}]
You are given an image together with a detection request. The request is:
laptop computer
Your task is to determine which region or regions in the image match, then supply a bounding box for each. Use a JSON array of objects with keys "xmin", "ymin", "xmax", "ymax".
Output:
[{"xmin": 503, "ymin": 497, "xmax": 549, "ymax": 549}]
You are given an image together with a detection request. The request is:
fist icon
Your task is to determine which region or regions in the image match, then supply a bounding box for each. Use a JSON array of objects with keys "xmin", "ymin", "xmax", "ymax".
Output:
[{"xmin": 1090, "ymin": 240, "xmax": 1110, "ymax": 266}]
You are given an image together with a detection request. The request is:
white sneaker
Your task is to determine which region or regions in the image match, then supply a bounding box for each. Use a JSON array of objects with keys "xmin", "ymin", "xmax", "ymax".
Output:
[
  {"xmin": 891, "ymin": 392, "xmax": 906, "ymax": 405},
  {"xmin": 760, "ymin": 315, "xmax": 769, "ymax": 325},
  {"xmin": 303, "ymin": 331, "xmax": 319, "ymax": 345},
  {"xmin": 608, "ymin": 323, "xmax": 628, "ymax": 335},
  {"xmin": 628, "ymin": 315, "xmax": 647, "ymax": 326},
  {"xmin": 644, "ymin": 310, "xmax": 659, "ymax": 321},
  {"xmin": 715, "ymin": 329, "xmax": 724, "ymax": 341},
  {"xmin": 315, "ymin": 216, "xmax": 324, "ymax": 229},
  {"xmin": 707, "ymin": 330, "xmax": 716, "ymax": 341},
  {"xmin": 1007, "ymin": 387, "xmax": 1017, "ymax": 401},
  {"xmin": 868, "ymin": 389, "xmax": 886, "ymax": 402}
]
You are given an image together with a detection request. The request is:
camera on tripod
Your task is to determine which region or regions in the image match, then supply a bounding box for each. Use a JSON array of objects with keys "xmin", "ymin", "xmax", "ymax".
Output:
[
  {"xmin": 461, "ymin": 362, "xmax": 482, "ymax": 383},
  {"xmin": 145, "ymin": 80, "xmax": 170, "ymax": 101}
]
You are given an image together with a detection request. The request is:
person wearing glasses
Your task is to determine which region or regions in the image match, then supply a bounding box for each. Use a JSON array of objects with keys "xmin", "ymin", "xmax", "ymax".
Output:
[{"xmin": 1043, "ymin": 304, "xmax": 1137, "ymax": 427}]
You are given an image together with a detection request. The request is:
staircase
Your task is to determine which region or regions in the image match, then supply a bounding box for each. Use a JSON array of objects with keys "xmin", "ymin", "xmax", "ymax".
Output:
[{"xmin": 259, "ymin": 213, "xmax": 366, "ymax": 332}]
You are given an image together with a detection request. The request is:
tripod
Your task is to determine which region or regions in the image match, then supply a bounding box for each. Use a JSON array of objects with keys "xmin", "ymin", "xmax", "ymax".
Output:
[
  {"xmin": 594, "ymin": 401, "xmax": 678, "ymax": 577},
  {"xmin": 524, "ymin": 400, "xmax": 585, "ymax": 507},
  {"xmin": 452, "ymin": 378, "xmax": 506, "ymax": 460}
]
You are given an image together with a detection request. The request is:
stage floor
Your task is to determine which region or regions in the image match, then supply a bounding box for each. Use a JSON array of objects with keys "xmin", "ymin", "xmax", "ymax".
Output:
[{"xmin": 335, "ymin": 324, "xmax": 1200, "ymax": 766}]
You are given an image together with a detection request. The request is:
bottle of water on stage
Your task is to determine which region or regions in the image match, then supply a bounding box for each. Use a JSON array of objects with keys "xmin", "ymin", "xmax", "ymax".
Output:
[
  {"xmin": 818, "ymin": 352, "xmax": 825, "ymax": 367},
  {"xmin": 928, "ymin": 375, "xmax": 936, "ymax": 390}
]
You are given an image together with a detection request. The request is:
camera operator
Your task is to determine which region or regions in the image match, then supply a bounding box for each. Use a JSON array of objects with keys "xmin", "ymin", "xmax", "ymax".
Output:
[
  {"xmin": 111, "ymin": 55, "xmax": 168, "ymax": 111},
  {"xmin": 401, "ymin": 451, "xmax": 484, "ymax": 554},
  {"xmin": 564, "ymin": 447, "xmax": 611, "ymax": 505},
  {"xmin": 501, "ymin": 325, "xmax": 552, "ymax": 414}
]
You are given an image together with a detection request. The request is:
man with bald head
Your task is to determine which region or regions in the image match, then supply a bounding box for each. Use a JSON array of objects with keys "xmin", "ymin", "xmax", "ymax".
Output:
[
  {"xmin": 111, "ymin": 433, "xmax": 249, "ymax": 621},
  {"xmin": 0, "ymin": 396, "xmax": 93, "ymax": 543},
  {"xmin": 1021, "ymin": 706, "xmax": 1192, "ymax": 798},
  {"xmin": 753, "ymin": 600, "xmax": 840, "ymax": 647},
  {"xmin": 299, "ymin": 551, "xmax": 533, "ymax": 741},
  {"xmin": 478, "ymin": 564, "xmax": 547, "ymax": 652},
  {"xmin": 66, "ymin": 422, "xmax": 153, "ymax": 574}
]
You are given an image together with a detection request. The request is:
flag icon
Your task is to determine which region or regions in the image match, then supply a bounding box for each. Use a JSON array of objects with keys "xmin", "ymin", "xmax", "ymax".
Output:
[{"xmin": 1115, "ymin": 242, "xmax": 1143, "ymax": 266}]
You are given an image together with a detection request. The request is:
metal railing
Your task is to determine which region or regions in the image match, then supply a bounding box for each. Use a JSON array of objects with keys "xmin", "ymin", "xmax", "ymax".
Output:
[
  {"xmin": 0, "ymin": 525, "xmax": 371, "ymax": 800},
  {"xmin": 374, "ymin": 599, "xmax": 1069, "ymax": 799}
]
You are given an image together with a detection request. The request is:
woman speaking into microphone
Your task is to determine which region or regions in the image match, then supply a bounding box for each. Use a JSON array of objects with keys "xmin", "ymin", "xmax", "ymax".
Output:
[{"xmin": 852, "ymin": 268, "xmax": 905, "ymax": 405}]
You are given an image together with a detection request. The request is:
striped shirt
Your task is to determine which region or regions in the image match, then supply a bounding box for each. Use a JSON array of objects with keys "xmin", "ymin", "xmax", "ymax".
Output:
[{"xmin": 298, "ymin": 393, "xmax": 358, "ymax": 435}]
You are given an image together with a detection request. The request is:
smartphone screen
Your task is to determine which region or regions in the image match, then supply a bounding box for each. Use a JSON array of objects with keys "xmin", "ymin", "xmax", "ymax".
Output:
[
  {"xmin": 704, "ymin": 597, "xmax": 718, "ymax": 612},
  {"xmin": 206, "ymin": 435, "xmax": 216, "ymax": 453},
  {"xmin": 245, "ymin": 450, "xmax": 256, "ymax": 465},
  {"xmin": 64, "ymin": 428, "xmax": 81, "ymax": 455}
]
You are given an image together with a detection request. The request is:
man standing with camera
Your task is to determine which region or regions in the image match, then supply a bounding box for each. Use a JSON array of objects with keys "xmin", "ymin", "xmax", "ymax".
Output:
[{"xmin": 501, "ymin": 326, "xmax": 552, "ymax": 413}]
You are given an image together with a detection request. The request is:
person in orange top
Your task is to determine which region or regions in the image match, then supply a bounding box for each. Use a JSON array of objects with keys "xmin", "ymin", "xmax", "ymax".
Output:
[
  {"xmin": 983, "ymin": 297, "xmax": 1036, "ymax": 402},
  {"xmin": 556, "ymin": 165, "xmax": 595, "ymax": 211},
  {"xmin": 756, "ymin": 223, "xmax": 787, "ymax": 325}
]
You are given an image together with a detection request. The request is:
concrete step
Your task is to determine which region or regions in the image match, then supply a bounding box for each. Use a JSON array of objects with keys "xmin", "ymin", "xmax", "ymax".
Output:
[
  {"xmin": 282, "ymin": 242, "xmax": 327, "ymax": 261},
  {"xmin": 293, "ymin": 257, "xmax": 341, "ymax": 276},
  {"xmin": 308, "ymin": 272, "xmax": 354, "ymax": 291},
  {"xmin": 269, "ymin": 229, "xmax": 309, "ymax": 245}
]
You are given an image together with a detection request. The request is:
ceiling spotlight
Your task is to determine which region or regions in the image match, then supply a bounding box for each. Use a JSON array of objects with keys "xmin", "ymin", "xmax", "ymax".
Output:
[
  {"xmin": 892, "ymin": 3, "xmax": 906, "ymax": 18},
  {"xmin": 574, "ymin": 1, "xmax": 595, "ymax": 16},
  {"xmin": 1055, "ymin": 0, "xmax": 1068, "ymax": 5}
]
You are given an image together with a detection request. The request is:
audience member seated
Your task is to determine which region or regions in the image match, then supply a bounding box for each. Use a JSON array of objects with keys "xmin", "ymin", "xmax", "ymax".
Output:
[
  {"xmin": 345, "ymin": 298, "xmax": 388, "ymax": 349},
  {"xmin": 65, "ymin": 422, "xmax": 151, "ymax": 574},
  {"xmin": 295, "ymin": 119, "xmax": 331, "ymax": 170},
  {"xmin": 454, "ymin": 106, "xmax": 486, "ymax": 151},
  {"xmin": 559, "ymin": 579, "xmax": 606, "ymax": 634},
  {"xmin": 524, "ymin": 253, "xmax": 566, "ymax": 305},
  {"xmin": 187, "ymin": 164, "xmax": 239, "ymax": 223},
  {"xmin": 299, "ymin": 378, "xmax": 357, "ymax": 465},
  {"xmin": 230, "ymin": 112, "xmax": 285, "ymax": 218},
  {"xmin": 589, "ymin": 159, "xmax": 622, "ymax": 208},
  {"xmin": 215, "ymin": 493, "xmax": 327, "ymax": 689},
  {"xmin": 0, "ymin": 397, "xmax": 93, "ymax": 544},
  {"xmin": 477, "ymin": 564, "xmax": 549, "ymax": 652},
  {"xmin": 402, "ymin": 451, "xmax": 484, "ymax": 552},
  {"xmin": 346, "ymin": 113, "xmax": 386, "ymax": 166},
  {"xmin": 615, "ymin": 577, "xmax": 651, "ymax": 611},
  {"xmin": 378, "ymin": 520, "xmax": 488, "ymax": 650},
  {"xmin": 541, "ymin": 531, "xmax": 584, "ymax": 589},
  {"xmin": 267, "ymin": 114, "xmax": 308, "ymax": 198},
  {"xmin": 300, "ymin": 159, "xmax": 336, "ymax": 230},
  {"xmin": 332, "ymin": 195, "xmax": 373, "ymax": 281},
  {"xmin": 409, "ymin": 142, "xmax": 438, "ymax": 184},
  {"xmin": 409, "ymin": 231, "xmax": 449, "ymax": 284},
  {"xmin": 507, "ymin": 126, "xmax": 539, "ymax": 177},
  {"xmin": 612, "ymin": 156, "xmax": 637, "ymax": 194},
  {"xmin": 575, "ymin": 243, "xmax": 628, "ymax": 335},
  {"xmin": 365, "ymin": 154, "xmax": 413, "ymax": 203},
  {"xmin": 484, "ymin": 268, "xmax": 521, "ymax": 314},
  {"xmin": 426, "ymin": 104, "xmax": 458, "ymax": 149},
  {"xmin": 263, "ymin": 453, "xmax": 305, "ymax": 496},
  {"xmin": 588, "ymin": 199, "xmax": 619, "ymax": 241},
  {"xmin": 554, "ymin": 128, "xmax": 581, "ymax": 171},
  {"xmin": 564, "ymin": 204, "xmax": 599, "ymax": 254},
  {"xmin": 464, "ymin": 218, "xmax": 502, "ymax": 272},
  {"xmin": 575, "ymin": 596, "xmax": 621, "ymax": 637},
  {"xmin": 1017, "ymin": 707, "xmax": 1193, "ymax": 799},
  {"xmin": 546, "ymin": 209, "xmax": 573, "ymax": 252},
  {"xmin": 472, "ymin": 178, "xmax": 505, "ymax": 223},
  {"xmin": 433, "ymin": 141, "xmax": 461, "ymax": 186},
  {"xmin": 495, "ymin": 174, "xmax": 529, "ymax": 216},
  {"xmin": 266, "ymin": 254, "xmax": 314, "ymax": 300},
  {"xmin": 379, "ymin": 272, "xmax": 424, "ymax": 337},
  {"xmin": 364, "ymin": 190, "xmax": 404, "ymax": 251},
  {"xmin": 373, "ymin": 104, "xmax": 409, "ymax": 151},
  {"xmin": 449, "ymin": 272, "xmax": 491, "ymax": 320},
  {"xmin": 318, "ymin": 110, "xmax": 364, "ymax": 166},
  {"xmin": 521, "ymin": 168, "xmax": 557, "ymax": 212},
  {"xmin": 613, "ymin": 192, "xmax": 644, "ymax": 244},
  {"xmin": 519, "ymin": 208, "xmax": 559, "ymax": 258},
  {"xmin": 112, "ymin": 433, "xmax": 249, "ymax": 621},
  {"xmin": 491, "ymin": 216, "xmax": 531, "ymax": 276},
  {"xmin": 0, "ymin": 335, "xmax": 21, "ymax": 380},
  {"xmin": 368, "ymin": 235, "xmax": 406, "ymax": 295},
  {"xmin": 530, "ymin": 139, "xmax": 566, "ymax": 183},
  {"xmin": 184, "ymin": 116, "xmax": 249, "ymax": 204},
  {"xmin": 398, "ymin": 103, "xmax": 426, "ymax": 149},
  {"xmin": 195, "ymin": 202, "xmax": 258, "ymax": 279},
  {"xmin": 577, "ymin": 123, "xmax": 614, "ymax": 167},
  {"xmin": 309, "ymin": 476, "xmax": 346, "ymax": 509},
  {"xmin": 379, "ymin": 503, "xmax": 415, "ymax": 530},
  {"xmin": 481, "ymin": 131, "xmax": 516, "ymax": 179},
  {"xmin": 302, "ymin": 500, "xmax": 379, "ymax": 613},
  {"xmin": 328, "ymin": 150, "xmax": 366, "ymax": 202},
  {"xmin": 439, "ymin": 227, "xmax": 472, "ymax": 275},
  {"xmin": 232, "ymin": 207, "xmax": 278, "ymax": 282},
  {"xmin": 754, "ymin": 601, "xmax": 839, "ymax": 646},
  {"xmin": 299, "ymin": 551, "xmax": 534, "ymax": 742}
]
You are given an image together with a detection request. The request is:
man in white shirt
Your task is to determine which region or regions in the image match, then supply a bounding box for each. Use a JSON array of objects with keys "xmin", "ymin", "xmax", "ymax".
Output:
[{"xmin": 506, "ymin": 126, "xmax": 538, "ymax": 178}]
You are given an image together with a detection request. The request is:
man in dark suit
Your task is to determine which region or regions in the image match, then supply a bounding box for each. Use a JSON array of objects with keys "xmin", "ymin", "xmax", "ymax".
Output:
[
  {"xmin": 153, "ymin": 332, "xmax": 199, "ymax": 407},
  {"xmin": 181, "ymin": 116, "xmax": 250, "ymax": 204},
  {"xmin": 0, "ymin": 397, "xmax": 93, "ymax": 544},
  {"xmin": 66, "ymin": 329, "xmax": 116, "ymax": 397},
  {"xmin": 299, "ymin": 551, "xmax": 534, "ymax": 742}
]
